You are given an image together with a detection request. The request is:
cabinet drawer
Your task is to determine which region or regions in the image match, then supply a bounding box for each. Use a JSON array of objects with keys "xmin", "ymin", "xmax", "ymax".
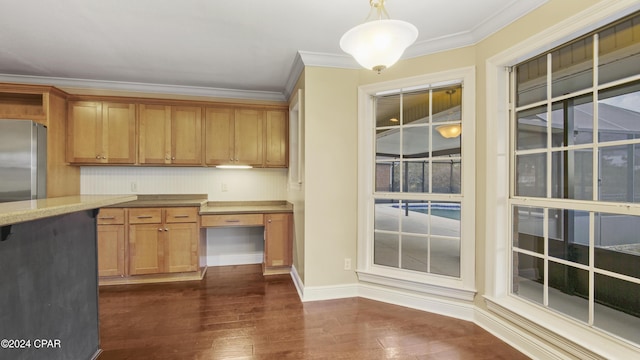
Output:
[
  {"xmin": 200, "ymin": 214, "xmax": 264, "ymax": 227},
  {"xmin": 97, "ymin": 208, "xmax": 125, "ymax": 225},
  {"xmin": 128, "ymin": 208, "xmax": 162, "ymax": 224},
  {"xmin": 165, "ymin": 207, "xmax": 199, "ymax": 223}
]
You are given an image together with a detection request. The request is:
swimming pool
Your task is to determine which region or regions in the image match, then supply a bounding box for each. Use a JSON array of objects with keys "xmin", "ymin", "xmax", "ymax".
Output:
[{"xmin": 392, "ymin": 203, "xmax": 461, "ymax": 220}]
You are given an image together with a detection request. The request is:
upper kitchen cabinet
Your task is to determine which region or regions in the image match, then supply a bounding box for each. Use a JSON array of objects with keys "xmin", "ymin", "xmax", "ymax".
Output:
[
  {"xmin": 204, "ymin": 107, "xmax": 263, "ymax": 167},
  {"xmin": 0, "ymin": 83, "xmax": 80, "ymax": 197},
  {"xmin": 67, "ymin": 101, "xmax": 137, "ymax": 164},
  {"xmin": 204, "ymin": 107, "xmax": 288, "ymax": 168},
  {"xmin": 139, "ymin": 105, "xmax": 202, "ymax": 165},
  {"xmin": 264, "ymin": 109, "xmax": 288, "ymax": 167}
]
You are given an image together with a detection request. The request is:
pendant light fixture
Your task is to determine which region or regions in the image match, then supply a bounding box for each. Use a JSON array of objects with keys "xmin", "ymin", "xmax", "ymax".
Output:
[
  {"xmin": 435, "ymin": 124, "xmax": 462, "ymax": 138},
  {"xmin": 435, "ymin": 89, "xmax": 462, "ymax": 138},
  {"xmin": 340, "ymin": 0, "xmax": 418, "ymax": 73}
]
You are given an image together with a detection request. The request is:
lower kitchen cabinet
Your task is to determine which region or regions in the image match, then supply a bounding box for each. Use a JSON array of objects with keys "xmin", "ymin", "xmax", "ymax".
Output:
[
  {"xmin": 98, "ymin": 206, "xmax": 204, "ymax": 284},
  {"xmin": 128, "ymin": 223, "xmax": 164, "ymax": 275},
  {"xmin": 129, "ymin": 207, "xmax": 199, "ymax": 276},
  {"xmin": 264, "ymin": 213, "xmax": 292, "ymax": 273},
  {"xmin": 164, "ymin": 222, "xmax": 199, "ymax": 273},
  {"xmin": 97, "ymin": 208, "xmax": 126, "ymax": 277}
]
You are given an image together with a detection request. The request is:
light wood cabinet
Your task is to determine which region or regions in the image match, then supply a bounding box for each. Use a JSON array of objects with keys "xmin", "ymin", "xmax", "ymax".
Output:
[
  {"xmin": 128, "ymin": 207, "xmax": 199, "ymax": 276},
  {"xmin": 204, "ymin": 107, "xmax": 263, "ymax": 166},
  {"xmin": 264, "ymin": 110, "xmax": 288, "ymax": 167},
  {"xmin": 97, "ymin": 208, "xmax": 126, "ymax": 277},
  {"xmin": 205, "ymin": 107, "xmax": 288, "ymax": 168},
  {"xmin": 264, "ymin": 213, "xmax": 292, "ymax": 272},
  {"xmin": 139, "ymin": 105, "xmax": 202, "ymax": 165},
  {"xmin": 67, "ymin": 101, "xmax": 136, "ymax": 164}
]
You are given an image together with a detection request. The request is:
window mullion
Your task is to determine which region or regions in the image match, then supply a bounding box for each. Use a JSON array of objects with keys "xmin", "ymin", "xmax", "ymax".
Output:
[
  {"xmin": 588, "ymin": 212, "xmax": 595, "ymax": 326},
  {"xmin": 593, "ymin": 33, "xmax": 600, "ymax": 203},
  {"xmin": 543, "ymin": 208, "xmax": 549, "ymax": 307},
  {"xmin": 546, "ymin": 53, "xmax": 553, "ymax": 199}
]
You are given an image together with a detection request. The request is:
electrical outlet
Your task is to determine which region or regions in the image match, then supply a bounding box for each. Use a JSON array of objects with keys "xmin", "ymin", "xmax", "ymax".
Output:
[
  {"xmin": 344, "ymin": 258, "xmax": 352, "ymax": 270},
  {"xmin": 221, "ymin": 183, "xmax": 228, "ymax": 192},
  {"xmin": 130, "ymin": 182, "xmax": 138, "ymax": 192}
]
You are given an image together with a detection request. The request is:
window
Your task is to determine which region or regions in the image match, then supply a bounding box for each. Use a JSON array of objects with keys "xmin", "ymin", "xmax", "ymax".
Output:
[
  {"xmin": 358, "ymin": 68, "xmax": 475, "ymax": 294},
  {"xmin": 510, "ymin": 12, "xmax": 640, "ymax": 345}
]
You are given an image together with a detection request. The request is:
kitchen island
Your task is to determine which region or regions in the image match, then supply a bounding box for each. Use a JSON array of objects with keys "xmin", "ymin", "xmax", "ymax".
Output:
[{"xmin": 0, "ymin": 195, "xmax": 136, "ymax": 360}]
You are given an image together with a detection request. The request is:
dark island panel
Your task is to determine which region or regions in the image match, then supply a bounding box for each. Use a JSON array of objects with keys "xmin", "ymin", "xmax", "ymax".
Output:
[{"xmin": 0, "ymin": 210, "xmax": 99, "ymax": 360}]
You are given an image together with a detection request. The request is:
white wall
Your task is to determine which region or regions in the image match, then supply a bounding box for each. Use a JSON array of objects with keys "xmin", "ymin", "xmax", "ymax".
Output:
[{"xmin": 81, "ymin": 166, "xmax": 288, "ymax": 266}]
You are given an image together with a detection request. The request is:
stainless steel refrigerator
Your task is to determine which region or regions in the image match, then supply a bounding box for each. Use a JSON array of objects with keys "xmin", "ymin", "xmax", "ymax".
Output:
[{"xmin": 0, "ymin": 120, "xmax": 47, "ymax": 203}]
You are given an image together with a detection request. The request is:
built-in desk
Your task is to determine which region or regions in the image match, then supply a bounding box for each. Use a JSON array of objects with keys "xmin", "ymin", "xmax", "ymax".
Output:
[
  {"xmin": 200, "ymin": 201, "xmax": 294, "ymax": 275},
  {"xmin": 98, "ymin": 198, "xmax": 293, "ymax": 284}
]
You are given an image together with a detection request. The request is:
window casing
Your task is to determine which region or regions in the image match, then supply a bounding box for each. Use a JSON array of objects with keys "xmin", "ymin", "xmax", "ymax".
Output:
[
  {"xmin": 358, "ymin": 68, "xmax": 475, "ymax": 294},
  {"xmin": 510, "ymin": 12, "xmax": 640, "ymax": 346}
]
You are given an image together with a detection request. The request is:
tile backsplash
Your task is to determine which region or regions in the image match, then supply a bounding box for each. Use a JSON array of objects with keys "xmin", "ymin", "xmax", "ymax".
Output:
[{"xmin": 81, "ymin": 166, "xmax": 288, "ymax": 201}]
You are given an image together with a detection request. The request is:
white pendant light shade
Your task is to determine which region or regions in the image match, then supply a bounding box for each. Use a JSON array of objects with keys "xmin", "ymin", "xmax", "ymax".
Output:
[
  {"xmin": 340, "ymin": 19, "xmax": 418, "ymax": 72},
  {"xmin": 340, "ymin": 1, "xmax": 418, "ymax": 73}
]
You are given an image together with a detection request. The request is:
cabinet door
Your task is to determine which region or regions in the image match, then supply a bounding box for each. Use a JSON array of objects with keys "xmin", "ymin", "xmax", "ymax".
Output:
[
  {"xmin": 97, "ymin": 224, "xmax": 126, "ymax": 277},
  {"xmin": 67, "ymin": 101, "xmax": 103, "ymax": 163},
  {"xmin": 164, "ymin": 223, "xmax": 199, "ymax": 273},
  {"xmin": 204, "ymin": 107, "xmax": 234, "ymax": 165},
  {"xmin": 264, "ymin": 110, "xmax": 288, "ymax": 167},
  {"xmin": 139, "ymin": 104, "xmax": 171, "ymax": 164},
  {"xmin": 235, "ymin": 109, "xmax": 263, "ymax": 166},
  {"xmin": 129, "ymin": 224, "xmax": 164, "ymax": 275},
  {"xmin": 103, "ymin": 102, "xmax": 136, "ymax": 164},
  {"xmin": 171, "ymin": 106, "xmax": 202, "ymax": 165},
  {"xmin": 264, "ymin": 213, "xmax": 292, "ymax": 268}
]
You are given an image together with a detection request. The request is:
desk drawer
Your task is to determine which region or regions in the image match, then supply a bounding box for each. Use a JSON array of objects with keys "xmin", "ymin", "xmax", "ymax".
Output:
[
  {"xmin": 201, "ymin": 214, "xmax": 264, "ymax": 227},
  {"xmin": 128, "ymin": 208, "xmax": 162, "ymax": 224},
  {"xmin": 165, "ymin": 207, "xmax": 198, "ymax": 223},
  {"xmin": 97, "ymin": 208, "xmax": 125, "ymax": 225}
]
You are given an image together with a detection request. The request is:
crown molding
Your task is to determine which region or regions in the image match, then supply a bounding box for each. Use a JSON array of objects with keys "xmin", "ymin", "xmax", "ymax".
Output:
[
  {"xmin": 283, "ymin": 51, "xmax": 360, "ymax": 99},
  {"xmin": 0, "ymin": 73, "xmax": 286, "ymax": 102},
  {"xmin": 471, "ymin": 0, "xmax": 548, "ymax": 44}
]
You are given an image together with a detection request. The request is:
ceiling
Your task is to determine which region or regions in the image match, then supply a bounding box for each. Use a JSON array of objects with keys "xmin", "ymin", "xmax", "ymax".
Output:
[{"xmin": 0, "ymin": 0, "xmax": 547, "ymax": 101}]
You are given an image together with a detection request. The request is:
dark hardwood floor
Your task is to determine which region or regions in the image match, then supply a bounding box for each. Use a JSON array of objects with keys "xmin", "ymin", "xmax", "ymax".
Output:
[{"xmin": 98, "ymin": 264, "xmax": 529, "ymax": 359}]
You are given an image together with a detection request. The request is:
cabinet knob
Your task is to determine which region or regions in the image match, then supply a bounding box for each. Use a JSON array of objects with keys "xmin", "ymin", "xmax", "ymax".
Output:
[
  {"xmin": 102, "ymin": 156, "xmax": 107, "ymax": 159},
  {"xmin": 164, "ymin": 228, "xmax": 169, "ymax": 231},
  {"xmin": 171, "ymin": 157, "xmax": 176, "ymax": 160},
  {"xmin": 158, "ymin": 228, "xmax": 163, "ymax": 231},
  {"xmin": 96, "ymin": 155, "xmax": 101, "ymax": 159},
  {"xmin": 267, "ymin": 219, "xmax": 272, "ymax": 223},
  {"xmin": 165, "ymin": 156, "xmax": 170, "ymax": 160}
]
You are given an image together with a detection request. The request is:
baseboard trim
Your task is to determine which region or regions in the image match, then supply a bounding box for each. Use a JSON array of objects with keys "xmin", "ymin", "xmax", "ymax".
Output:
[
  {"xmin": 301, "ymin": 283, "xmax": 359, "ymax": 302},
  {"xmin": 290, "ymin": 265, "xmax": 304, "ymax": 300},
  {"xmin": 474, "ymin": 307, "xmax": 577, "ymax": 360},
  {"xmin": 358, "ymin": 282, "xmax": 476, "ymax": 321}
]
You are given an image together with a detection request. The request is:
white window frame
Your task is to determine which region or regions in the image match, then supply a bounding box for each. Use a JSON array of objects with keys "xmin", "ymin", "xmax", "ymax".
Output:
[
  {"xmin": 484, "ymin": 1, "xmax": 640, "ymax": 358},
  {"xmin": 357, "ymin": 67, "xmax": 476, "ymax": 297}
]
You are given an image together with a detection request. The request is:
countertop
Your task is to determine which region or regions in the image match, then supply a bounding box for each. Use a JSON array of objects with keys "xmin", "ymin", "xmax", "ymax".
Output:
[
  {"xmin": 111, "ymin": 194, "xmax": 208, "ymax": 208},
  {"xmin": 200, "ymin": 201, "xmax": 293, "ymax": 214},
  {"xmin": 105, "ymin": 195, "xmax": 293, "ymax": 214},
  {"xmin": 0, "ymin": 195, "xmax": 138, "ymax": 226}
]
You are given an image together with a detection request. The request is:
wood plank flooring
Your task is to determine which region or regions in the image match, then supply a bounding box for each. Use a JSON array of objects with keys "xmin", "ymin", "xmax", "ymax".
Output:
[{"xmin": 98, "ymin": 264, "xmax": 529, "ymax": 359}]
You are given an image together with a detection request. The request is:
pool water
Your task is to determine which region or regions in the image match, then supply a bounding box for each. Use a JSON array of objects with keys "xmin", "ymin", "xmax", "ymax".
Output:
[{"xmin": 410, "ymin": 208, "xmax": 461, "ymax": 220}]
